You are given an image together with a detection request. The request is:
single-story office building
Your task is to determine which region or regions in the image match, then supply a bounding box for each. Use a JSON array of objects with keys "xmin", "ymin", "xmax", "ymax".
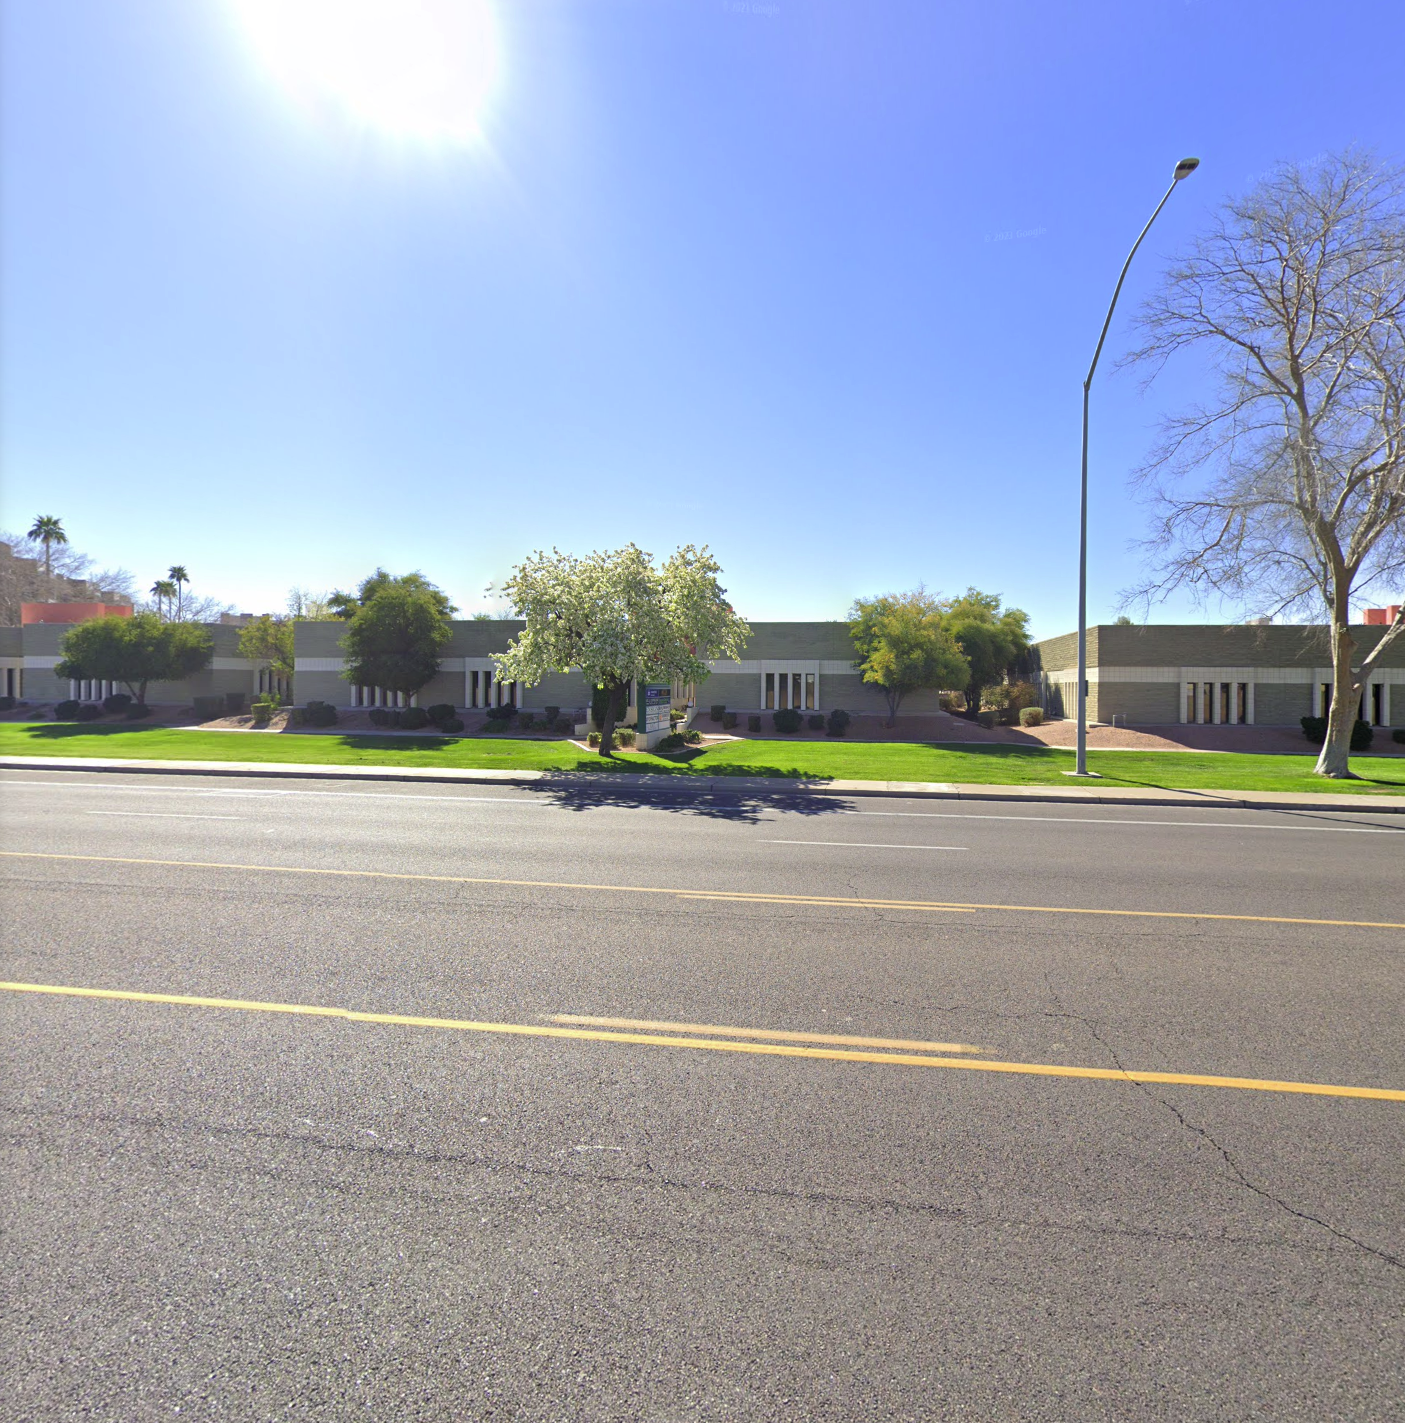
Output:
[
  {"xmin": 7, "ymin": 612, "xmax": 1402, "ymax": 729},
  {"xmin": 1031, "ymin": 623, "xmax": 1405, "ymax": 727},
  {"xmin": 289, "ymin": 620, "xmax": 942, "ymax": 720}
]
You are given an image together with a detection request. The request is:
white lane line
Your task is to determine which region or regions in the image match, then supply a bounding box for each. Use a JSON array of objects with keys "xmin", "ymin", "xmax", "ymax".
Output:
[
  {"xmin": 2, "ymin": 781, "xmax": 547, "ymax": 806},
  {"xmin": 762, "ymin": 840, "xmax": 969, "ymax": 851},
  {"xmin": 83, "ymin": 811, "xmax": 246, "ymax": 821},
  {"xmin": 4, "ymin": 778, "xmax": 1402, "ymax": 832},
  {"xmin": 838, "ymin": 810, "xmax": 1405, "ymax": 834}
]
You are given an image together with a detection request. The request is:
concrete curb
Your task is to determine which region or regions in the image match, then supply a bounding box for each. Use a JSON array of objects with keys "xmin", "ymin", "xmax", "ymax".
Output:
[{"xmin": 4, "ymin": 754, "xmax": 1405, "ymax": 814}]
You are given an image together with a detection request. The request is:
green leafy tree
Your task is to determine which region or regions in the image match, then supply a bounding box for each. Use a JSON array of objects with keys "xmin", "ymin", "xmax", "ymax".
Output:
[
  {"xmin": 340, "ymin": 583, "xmax": 454, "ymax": 704},
  {"xmin": 329, "ymin": 569, "xmax": 456, "ymax": 621},
  {"xmin": 55, "ymin": 613, "xmax": 213, "ymax": 705},
  {"xmin": 237, "ymin": 614, "xmax": 295, "ymax": 686},
  {"xmin": 940, "ymin": 588, "xmax": 1031, "ymax": 715},
  {"xmin": 849, "ymin": 590, "xmax": 969, "ymax": 726},
  {"xmin": 496, "ymin": 544, "xmax": 750, "ymax": 756}
]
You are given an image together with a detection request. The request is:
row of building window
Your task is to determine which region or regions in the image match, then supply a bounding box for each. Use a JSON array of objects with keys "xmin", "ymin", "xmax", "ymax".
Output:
[
  {"xmin": 1321, "ymin": 682, "xmax": 1390, "ymax": 725},
  {"xmin": 764, "ymin": 671, "xmax": 817, "ymax": 710},
  {"xmin": 1185, "ymin": 682, "xmax": 1250, "ymax": 725},
  {"xmin": 69, "ymin": 679, "xmax": 119, "ymax": 702},
  {"xmin": 349, "ymin": 686, "xmax": 418, "ymax": 709},
  {"xmin": 468, "ymin": 670, "xmax": 518, "ymax": 708}
]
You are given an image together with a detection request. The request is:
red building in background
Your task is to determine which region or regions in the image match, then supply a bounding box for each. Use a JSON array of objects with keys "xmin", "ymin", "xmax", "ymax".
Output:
[{"xmin": 20, "ymin": 602, "xmax": 133, "ymax": 625}]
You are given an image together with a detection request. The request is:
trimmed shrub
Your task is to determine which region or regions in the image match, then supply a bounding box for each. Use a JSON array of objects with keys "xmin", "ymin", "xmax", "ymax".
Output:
[
  {"xmin": 306, "ymin": 702, "xmax": 338, "ymax": 727},
  {"xmin": 976, "ymin": 710, "xmax": 998, "ymax": 729},
  {"xmin": 0, "ymin": 694, "xmax": 15, "ymax": 712},
  {"xmin": 124, "ymin": 703, "xmax": 153, "ymax": 720},
  {"xmin": 518, "ymin": 711, "xmax": 537, "ymax": 730},
  {"xmin": 54, "ymin": 699, "xmax": 81, "ymax": 720},
  {"xmin": 710, "ymin": 704, "xmax": 725, "ymax": 722},
  {"xmin": 225, "ymin": 691, "xmax": 246, "ymax": 714},
  {"xmin": 684, "ymin": 728, "xmax": 702, "ymax": 745},
  {"xmin": 426, "ymin": 703, "xmax": 456, "ymax": 725},
  {"xmin": 400, "ymin": 706, "xmax": 430, "ymax": 731},
  {"xmin": 586, "ymin": 728, "xmax": 633, "ymax": 748},
  {"xmin": 1019, "ymin": 706, "xmax": 1044, "ymax": 727},
  {"xmin": 102, "ymin": 692, "xmax": 133, "ymax": 715},
  {"xmin": 76, "ymin": 703, "xmax": 102, "ymax": 721},
  {"xmin": 826, "ymin": 709, "xmax": 850, "ymax": 737},
  {"xmin": 807, "ymin": 713, "xmax": 825, "ymax": 731},
  {"xmin": 773, "ymin": 707, "xmax": 803, "ymax": 734},
  {"xmin": 544, "ymin": 706, "xmax": 560, "ymax": 723},
  {"xmin": 193, "ymin": 694, "xmax": 226, "ymax": 720},
  {"xmin": 1395, "ymin": 728, "xmax": 1405, "ymax": 745},
  {"xmin": 722, "ymin": 712, "xmax": 738, "ymax": 730},
  {"xmin": 657, "ymin": 732, "xmax": 685, "ymax": 752},
  {"xmin": 440, "ymin": 717, "xmax": 465, "ymax": 733},
  {"xmin": 746, "ymin": 714, "xmax": 762, "ymax": 732},
  {"xmin": 368, "ymin": 706, "xmax": 393, "ymax": 727},
  {"xmin": 1302, "ymin": 716, "xmax": 1374, "ymax": 750}
]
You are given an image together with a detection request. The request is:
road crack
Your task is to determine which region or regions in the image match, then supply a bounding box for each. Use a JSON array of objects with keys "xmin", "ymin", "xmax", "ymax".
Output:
[{"xmin": 1043, "ymin": 971, "xmax": 1404, "ymax": 1272}]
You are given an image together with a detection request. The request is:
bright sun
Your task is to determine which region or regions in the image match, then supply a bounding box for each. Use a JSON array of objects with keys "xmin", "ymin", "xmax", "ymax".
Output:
[{"xmin": 230, "ymin": 0, "xmax": 501, "ymax": 146}]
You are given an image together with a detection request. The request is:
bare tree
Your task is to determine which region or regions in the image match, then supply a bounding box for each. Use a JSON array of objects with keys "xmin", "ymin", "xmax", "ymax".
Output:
[{"xmin": 1125, "ymin": 151, "xmax": 1405, "ymax": 777}]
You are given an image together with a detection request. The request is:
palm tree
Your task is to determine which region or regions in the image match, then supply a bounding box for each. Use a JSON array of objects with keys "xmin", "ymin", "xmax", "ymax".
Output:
[
  {"xmin": 27, "ymin": 516, "xmax": 68, "ymax": 578},
  {"xmin": 150, "ymin": 578, "xmax": 177, "ymax": 620},
  {"xmin": 168, "ymin": 566, "xmax": 189, "ymax": 620}
]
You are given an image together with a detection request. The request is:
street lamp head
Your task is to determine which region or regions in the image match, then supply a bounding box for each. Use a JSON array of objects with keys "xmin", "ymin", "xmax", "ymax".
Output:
[{"xmin": 1173, "ymin": 156, "xmax": 1200, "ymax": 181}]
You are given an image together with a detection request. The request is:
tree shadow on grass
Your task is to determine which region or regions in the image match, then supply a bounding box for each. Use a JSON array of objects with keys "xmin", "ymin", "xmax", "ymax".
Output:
[{"xmin": 19, "ymin": 723, "xmax": 172, "ymax": 740}]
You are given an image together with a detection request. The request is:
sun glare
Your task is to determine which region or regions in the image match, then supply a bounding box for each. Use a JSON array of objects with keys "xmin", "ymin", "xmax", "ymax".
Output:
[{"xmin": 230, "ymin": 0, "xmax": 501, "ymax": 146}]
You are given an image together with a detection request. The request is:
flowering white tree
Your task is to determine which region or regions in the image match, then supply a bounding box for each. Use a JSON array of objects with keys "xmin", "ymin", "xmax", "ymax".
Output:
[{"xmin": 496, "ymin": 544, "xmax": 751, "ymax": 755}]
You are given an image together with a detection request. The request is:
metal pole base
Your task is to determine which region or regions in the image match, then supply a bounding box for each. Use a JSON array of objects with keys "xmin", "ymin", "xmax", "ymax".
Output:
[{"xmin": 1062, "ymin": 770, "xmax": 1103, "ymax": 778}]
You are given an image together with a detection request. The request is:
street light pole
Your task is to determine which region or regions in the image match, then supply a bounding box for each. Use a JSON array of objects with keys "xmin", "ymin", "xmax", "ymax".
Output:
[{"xmin": 1073, "ymin": 156, "xmax": 1199, "ymax": 777}]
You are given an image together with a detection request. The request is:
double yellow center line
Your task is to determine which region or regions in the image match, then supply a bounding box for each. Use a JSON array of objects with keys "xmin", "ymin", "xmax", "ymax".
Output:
[
  {"xmin": 3, "ymin": 981, "xmax": 1401, "ymax": 1103},
  {"xmin": 4, "ymin": 851, "xmax": 1404, "ymax": 929}
]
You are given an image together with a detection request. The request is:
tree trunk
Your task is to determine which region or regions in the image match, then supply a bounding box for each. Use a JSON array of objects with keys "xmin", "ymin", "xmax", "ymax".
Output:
[
  {"xmin": 598, "ymin": 679, "xmax": 626, "ymax": 756},
  {"xmin": 885, "ymin": 689, "xmax": 901, "ymax": 728},
  {"xmin": 1314, "ymin": 609, "xmax": 1359, "ymax": 779}
]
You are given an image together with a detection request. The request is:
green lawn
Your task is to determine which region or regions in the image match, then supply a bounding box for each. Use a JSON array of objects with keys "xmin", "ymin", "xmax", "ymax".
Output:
[{"xmin": 2, "ymin": 721, "xmax": 1404, "ymax": 795}]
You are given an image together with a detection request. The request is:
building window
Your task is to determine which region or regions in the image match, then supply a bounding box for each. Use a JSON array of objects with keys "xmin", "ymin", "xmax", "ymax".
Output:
[
  {"xmin": 1235, "ymin": 683, "xmax": 1248, "ymax": 725},
  {"xmin": 1370, "ymin": 683, "xmax": 1385, "ymax": 725},
  {"xmin": 258, "ymin": 670, "xmax": 289, "ymax": 699},
  {"xmin": 764, "ymin": 672, "xmax": 774, "ymax": 709},
  {"xmin": 1185, "ymin": 682, "xmax": 1197, "ymax": 724},
  {"xmin": 805, "ymin": 672, "xmax": 816, "ymax": 710}
]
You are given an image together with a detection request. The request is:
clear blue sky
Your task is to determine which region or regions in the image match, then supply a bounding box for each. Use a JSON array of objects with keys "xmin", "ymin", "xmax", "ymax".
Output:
[{"xmin": 3, "ymin": 0, "xmax": 1401, "ymax": 637}]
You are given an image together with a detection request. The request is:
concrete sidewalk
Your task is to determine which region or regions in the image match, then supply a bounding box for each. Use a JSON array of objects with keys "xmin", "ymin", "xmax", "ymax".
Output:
[{"xmin": 4, "ymin": 753, "xmax": 1405, "ymax": 813}]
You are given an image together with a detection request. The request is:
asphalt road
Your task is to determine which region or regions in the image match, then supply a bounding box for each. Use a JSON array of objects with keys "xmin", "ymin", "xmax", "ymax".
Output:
[{"xmin": 3, "ymin": 768, "xmax": 1404, "ymax": 1421}]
